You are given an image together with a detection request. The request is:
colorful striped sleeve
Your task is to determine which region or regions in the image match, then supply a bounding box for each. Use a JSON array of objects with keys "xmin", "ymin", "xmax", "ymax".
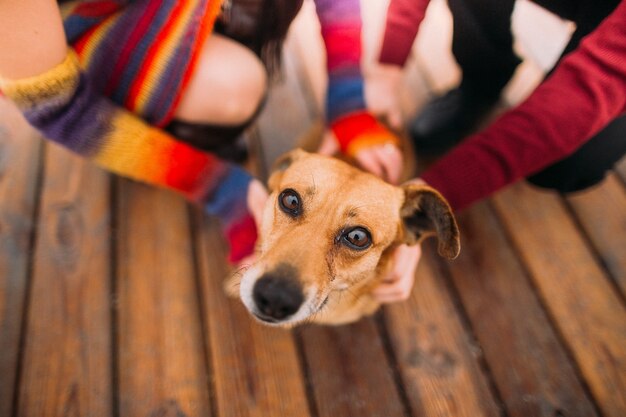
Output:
[
  {"xmin": 313, "ymin": 0, "xmax": 366, "ymax": 124},
  {"xmin": 379, "ymin": 0, "xmax": 430, "ymax": 67},
  {"xmin": 0, "ymin": 50, "xmax": 256, "ymax": 263},
  {"xmin": 313, "ymin": 0, "xmax": 399, "ymax": 157}
]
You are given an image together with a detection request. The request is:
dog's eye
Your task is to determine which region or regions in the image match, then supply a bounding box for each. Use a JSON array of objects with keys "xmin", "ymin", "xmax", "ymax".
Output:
[
  {"xmin": 343, "ymin": 227, "xmax": 372, "ymax": 250},
  {"xmin": 279, "ymin": 189, "xmax": 301, "ymax": 217}
]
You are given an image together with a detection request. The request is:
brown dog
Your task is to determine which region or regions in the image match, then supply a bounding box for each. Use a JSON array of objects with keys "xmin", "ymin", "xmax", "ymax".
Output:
[{"xmin": 234, "ymin": 149, "xmax": 460, "ymax": 326}]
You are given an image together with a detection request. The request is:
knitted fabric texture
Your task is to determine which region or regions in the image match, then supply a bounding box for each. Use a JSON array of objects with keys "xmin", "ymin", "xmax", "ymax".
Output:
[
  {"xmin": 0, "ymin": 50, "xmax": 256, "ymax": 264},
  {"xmin": 331, "ymin": 111, "xmax": 399, "ymax": 157},
  {"xmin": 61, "ymin": 0, "xmax": 221, "ymax": 127},
  {"xmin": 314, "ymin": 0, "xmax": 399, "ymax": 156}
]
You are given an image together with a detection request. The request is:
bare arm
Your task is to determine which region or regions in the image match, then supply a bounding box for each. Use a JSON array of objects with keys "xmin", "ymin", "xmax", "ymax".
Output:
[{"xmin": 0, "ymin": 0, "xmax": 67, "ymax": 78}]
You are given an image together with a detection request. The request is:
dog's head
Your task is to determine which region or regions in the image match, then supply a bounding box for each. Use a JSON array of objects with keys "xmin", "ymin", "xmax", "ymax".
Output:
[{"xmin": 239, "ymin": 149, "xmax": 459, "ymax": 326}]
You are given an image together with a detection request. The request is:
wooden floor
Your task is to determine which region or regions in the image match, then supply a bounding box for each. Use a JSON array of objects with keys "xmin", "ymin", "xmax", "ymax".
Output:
[{"xmin": 1, "ymin": 1, "xmax": 626, "ymax": 416}]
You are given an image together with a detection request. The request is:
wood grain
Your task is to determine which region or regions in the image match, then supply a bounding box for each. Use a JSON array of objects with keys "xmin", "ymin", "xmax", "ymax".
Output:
[
  {"xmin": 567, "ymin": 174, "xmax": 626, "ymax": 296},
  {"xmin": 492, "ymin": 183, "xmax": 626, "ymax": 417},
  {"xmin": 16, "ymin": 143, "xmax": 112, "ymax": 417},
  {"xmin": 116, "ymin": 182, "xmax": 211, "ymax": 417},
  {"xmin": 448, "ymin": 201, "xmax": 598, "ymax": 417},
  {"xmin": 298, "ymin": 318, "xmax": 407, "ymax": 417},
  {"xmin": 383, "ymin": 245, "xmax": 501, "ymax": 417},
  {"xmin": 0, "ymin": 100, "xmax": 42, "ymax": 417},
  {"xmin": 194, "ymin": 215, "xmax": 311, "ymax": 417}
]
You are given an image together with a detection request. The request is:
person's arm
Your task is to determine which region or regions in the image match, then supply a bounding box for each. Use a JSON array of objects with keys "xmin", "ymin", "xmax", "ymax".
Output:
[
  {"xmin": 378, "ymin": 0, "xmax": 431, "ymax": 67},
  {"xmin": 366, "ymin": 0, "xmax": 431, "ymax": 134},
  {"xmin": 313, "ymin": 0, "xmax": 403, "ymax": 184},
  {"xmin": 0, "ymin": 0, "xmax": 259, "ymax": 263},
  {"xmin": 421, "ymin": 0, "xmax": 626, "ymax": 211}
]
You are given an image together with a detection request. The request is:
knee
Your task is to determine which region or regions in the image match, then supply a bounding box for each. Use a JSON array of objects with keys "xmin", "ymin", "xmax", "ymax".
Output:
[
  {"xmin": 174, "ymin": 35, "xmax": 268, "ymax": 125},
  {"xmin": 214, "ymin": 49, "xmax": 267, "ymax": 123}
]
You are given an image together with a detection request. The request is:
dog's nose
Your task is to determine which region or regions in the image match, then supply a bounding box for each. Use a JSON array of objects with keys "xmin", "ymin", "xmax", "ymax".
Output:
[{"xmin": 253, "ymin": 275, "xmax": 304, "ymax": 320}]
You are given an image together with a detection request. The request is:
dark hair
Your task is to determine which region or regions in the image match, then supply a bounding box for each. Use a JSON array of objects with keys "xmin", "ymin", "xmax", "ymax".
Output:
[
  {"xmin": 217, "ymin": 0, "xmax": 304, "ymax": 80},
  {"xmin": 255, "ymin": 0, "xmax": 304, "ymax": 78}
]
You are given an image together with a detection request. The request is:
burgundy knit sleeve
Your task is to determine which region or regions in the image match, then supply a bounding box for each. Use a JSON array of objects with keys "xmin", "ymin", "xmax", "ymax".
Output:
[
  {"xmin": 421, "ymin": 1, "xmax": 626, "ymax": 211},
  {"xmin": 379, "ymin": 0, "xmax": 431, "ymax": 66}
]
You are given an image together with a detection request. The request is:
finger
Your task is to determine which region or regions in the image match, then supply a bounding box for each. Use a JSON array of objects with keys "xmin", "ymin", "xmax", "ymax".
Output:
[
  {"xmin": 381, "ymin": 246, "xmax": 414, "ymax": 283},
  {"xmin": 390, "ymin": 149, "xmax": 404, "ymax": 185},
  {"xmin": 373, "ymin": 279, "xmax": 409, "ymax": 295},
  {"xmin": 387, "ymin": 109, "xmax": 403, "ymax": 131},
  {"xmin": 370, "ymin": 149, "xmax": 391, "ymax": 182},
  {"xmin": 374, "ymin": 245, "xmax": 421, "ymax": 302},
  {"xmin": 247, "ymin": 180, "xmax": 269, "ymax": 226},
  {"xmin": 372, "ymin": 281, "xmax": 413, "ymax": 302},
  {"xmin": 376, "ymin": 267, "xmax": 412, "ymax": 294},
  {"xmin": 356, "ymin": 151, "xmax": 384, "ymax": 178},
  {"xmin": 375, "ymin": 269, "xmax": 411, "ymax": 295},
  {"xmin": 374, "ymin": 146, "xmax": 403, "ymax": 184},
  {"xmin": 375, "ymin": 292, "xmax": 412, "ymax": 303},
  {"xmin": 318, "ymin": 130, "xmax": 339, "ymax": 155}
]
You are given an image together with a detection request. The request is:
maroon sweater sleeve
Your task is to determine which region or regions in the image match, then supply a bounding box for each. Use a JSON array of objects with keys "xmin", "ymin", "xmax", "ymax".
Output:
[
  {"xmin": 421, "ymin": 1, "xmax": 626, "ymax": 211},
  {"xmin": 379, "ymin": 0, "xmax": 431, "ymax": 66}
]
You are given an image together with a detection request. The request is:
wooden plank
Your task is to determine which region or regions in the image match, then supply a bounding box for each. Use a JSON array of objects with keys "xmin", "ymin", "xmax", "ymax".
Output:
[
  {"xmin": 16, "ymin": 143, "xmax": 112, "ymax": 417},
  {"xmin": 383, "ymin": 245, "xmax": 501, "ymax": 417},
  {"xmin": 448, "ymin": 201, "xmax": 598, "ymax": 417},
  {"xmin": 116, "ymin": 182, "xmax": 211, "ymax": 417},
  {"xmin": 194, "ymin": 215, "xmax": 312, "ymax": 417},
  {"xmin": 0, "ymin": 100, "xmax": 42, "ymax": 417},
  {"xmin": 567, "ymin": 174, "xmax": 626, "ymax": 296},
  {"xmin": 298, "ymin": 318, "xmax": 407, "ymax": 417},
  {"xmin": 492, "ymin": 182, "xmax": 626, "ymax": 417}
]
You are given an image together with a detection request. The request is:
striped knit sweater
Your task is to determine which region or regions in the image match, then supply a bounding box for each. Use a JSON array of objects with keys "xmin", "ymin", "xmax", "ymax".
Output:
[
  {"xmin": 0, "ymin": 0, "xmax": 396, "ymax": 262},
  {"xmin": 1, "ymin": 0, "xmax": 256, "ymax": 263}
]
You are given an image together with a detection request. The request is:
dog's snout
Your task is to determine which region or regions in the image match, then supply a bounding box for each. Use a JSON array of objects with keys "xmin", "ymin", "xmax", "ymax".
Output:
[{"xmin": 253, "ymin": 275, "xmax": 304, "ymax": 321}]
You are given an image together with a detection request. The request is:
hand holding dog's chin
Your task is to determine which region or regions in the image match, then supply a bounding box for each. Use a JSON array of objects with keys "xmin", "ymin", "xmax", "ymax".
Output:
[
  {"xmin": 354, "ymin": 145, "xmax": 403, "ymax": 185},
  {"xmin": 372, "ymin": 244, "xmax": 422, "ymax": 303}
]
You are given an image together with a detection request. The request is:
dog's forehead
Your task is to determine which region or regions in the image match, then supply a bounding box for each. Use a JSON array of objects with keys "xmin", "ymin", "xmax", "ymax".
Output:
[{"xmin": 281, "ymin": 155, "xmax": 403, "ymax": 214}]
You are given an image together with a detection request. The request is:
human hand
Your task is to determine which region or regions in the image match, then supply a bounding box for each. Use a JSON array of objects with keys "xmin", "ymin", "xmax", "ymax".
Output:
[
  {"xmin": 365, "ymin": 64, "xmax": 404, "ymax": 131},
  {"xmin": 236, "ymin": 178, "xmax": 268, "ymax": 267},
  {"xmin": 324, "ymin": 112, "xmax": 404, "ymax": 184},
  {"xmin": 353, "ymin": 143, "xmax": 403, "ymax": 185},
  {"xmin": 372, "ymin": 244, "xmax": 422, "ymax": 303},
  {"xmin": 317, "ymin": 129, "xmax": 403, "ymax": 184},
  {"xmin": 246, "ymin": 178, "xmax": 268, "ymax": 229}
]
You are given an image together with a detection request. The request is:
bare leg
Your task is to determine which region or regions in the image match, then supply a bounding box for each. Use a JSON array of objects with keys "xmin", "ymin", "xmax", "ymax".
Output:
[{"xmin": 173, "ymin": 33, "xmax": 268, "ymax": 126}]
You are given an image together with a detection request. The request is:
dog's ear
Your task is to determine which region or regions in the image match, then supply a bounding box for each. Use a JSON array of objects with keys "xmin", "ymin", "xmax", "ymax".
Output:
[
  {"xmin": 400, "ymin": 183, "xmax": 460, "ymax": 259},
  {"xmin": 268, "ymin": 149, "xmax": 308, "ymax": 191}
]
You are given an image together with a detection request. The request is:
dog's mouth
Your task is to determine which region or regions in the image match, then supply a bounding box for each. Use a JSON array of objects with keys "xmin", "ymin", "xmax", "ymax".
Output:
[{"xmin": 251, "ymin": 311, "xmax": 282, "ymax": 324}]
